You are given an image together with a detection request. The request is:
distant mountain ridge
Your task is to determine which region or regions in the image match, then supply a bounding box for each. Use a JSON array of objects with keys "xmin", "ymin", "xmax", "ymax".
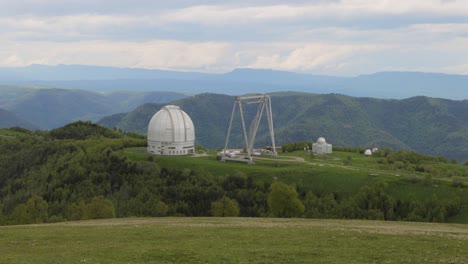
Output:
[
  {"xmin": 0, "ymin": 108, "xmax": 37, "ymax": 129},
  {"xmin": 1, "ymin": 64, "xmax": 467, "ymax": 99},
  {"xmin": 98, "ymin": 92, "xmax": 468, "ymax": 162},
  {"xmin": 0, "ymin": 85, "xmax": 187, "ymax": 129}
]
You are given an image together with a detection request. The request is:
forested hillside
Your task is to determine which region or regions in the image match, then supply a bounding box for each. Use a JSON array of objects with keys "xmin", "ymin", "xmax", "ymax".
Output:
[
  {"xmin": 98, "ymin": 93, "xmax": 468, "ymax": 162},
  {"xmin": 0, "ymin": 108, "xmax": 37, "ymax": 129},
  {"xmin": 0, "ymin": 85, "xmax": 186, "ymax": 129},
  {"xmin": 0, "ymin": 123, "xmax": 466, "ymax": 225},
  {"xmin": 0, "ymin": 123, "xmax": 271, "ymax": 224}
]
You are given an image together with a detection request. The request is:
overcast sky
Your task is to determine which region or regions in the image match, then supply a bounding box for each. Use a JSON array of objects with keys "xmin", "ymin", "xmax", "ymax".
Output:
[{"xmin": 1, "ymin": 0, "xmax": 468, "ymax": 75}]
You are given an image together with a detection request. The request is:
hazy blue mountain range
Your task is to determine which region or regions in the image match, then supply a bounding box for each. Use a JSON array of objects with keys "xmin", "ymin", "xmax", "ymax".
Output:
[
  {"xmin": 1, "ymin": 64, "xmax": 467, "ymax": 99},
  {"xmin": 0, "ymin": 108, "xmax": 37, "ymax": 129},
  {"xmin": 0, "ymin": 85, "xmax": 186, "ymax": 129},
  {"xmin": 98, "ymin": 92, "xmax": 468, "ymax": 162}
]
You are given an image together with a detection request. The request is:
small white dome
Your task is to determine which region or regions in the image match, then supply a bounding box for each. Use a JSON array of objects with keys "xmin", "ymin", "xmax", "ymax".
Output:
[
  {"xmin": 372, "ymin": 147, "xmax": 379, "ymax": 153},
  {"xmin": 317, "ymin": 137, "xmax": 327, "ymax": 144},
  {"xmin": 364, "ymin": 149, "xmax": 372, "ymax": 156}
]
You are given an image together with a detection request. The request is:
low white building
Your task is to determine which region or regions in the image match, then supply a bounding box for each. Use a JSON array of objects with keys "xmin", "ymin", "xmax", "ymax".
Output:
[
  {"xmin": 312, "ymin": 137, "xmax": 332, "ymax": 154},
  {"xmin": 147, "ymin": 105, "xmax": 195, "ymax": 155}
]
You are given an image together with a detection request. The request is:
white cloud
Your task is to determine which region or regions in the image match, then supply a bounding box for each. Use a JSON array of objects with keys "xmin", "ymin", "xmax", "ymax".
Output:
[
  {"xmin": 0, "ymin": 38, "xmax": 392, "ymax": 75},
  {"xmin": 1, "ymin": 1, "xmax": 468, "ymax": 75},
  {"xmin": 161, "ymin": 1, "xmax": 468, "ymax": 25},
  {"xmin": 442, "ymin": 64, "xmax": 468, "ymax": 75},
  {"xmin": 408, "ymin": 23, "xmax": 468, "ymax": 35},
  {"xmin": 2, "ymin": 35, "xmax": 468, "ymax": 75},
  {"xmin": 0, "ymin": 14, "xmax": 156, "ymax": 39},
  {"xmin": 246, "ymin": 43, "xmax": 385, "ymax": 73},
  {"xmin": 0, "ymin": 40, "xmax": 230, "ymax": 71}
]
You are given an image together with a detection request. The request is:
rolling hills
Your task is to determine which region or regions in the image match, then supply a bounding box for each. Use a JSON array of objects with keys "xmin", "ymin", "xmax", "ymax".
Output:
[
  {"xmin": 98, "ymin": 92, "xmax": 468, "ymax": 162},
  {"xmin": 0, "ymin": 108, "xmax": 37, "ymax": 129},
  {"xmin": 0, "ymin": 85, "xmax": 186, "ymax": 129}
]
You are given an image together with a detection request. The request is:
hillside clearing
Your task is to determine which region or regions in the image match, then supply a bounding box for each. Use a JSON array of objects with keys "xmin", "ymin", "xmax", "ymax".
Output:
[{"xmin": 1, "ymin": 217, "xmax": 466, "ymax": 263}]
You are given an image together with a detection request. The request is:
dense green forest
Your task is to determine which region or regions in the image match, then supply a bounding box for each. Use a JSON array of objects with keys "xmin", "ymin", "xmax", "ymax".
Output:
[
  {"xmin": 0, "ymin": 122, "xmax": 466, "ymax": 225},
  {"xmin": 98, "ymin": 92, "xmax": 468, "ymax": 163}
]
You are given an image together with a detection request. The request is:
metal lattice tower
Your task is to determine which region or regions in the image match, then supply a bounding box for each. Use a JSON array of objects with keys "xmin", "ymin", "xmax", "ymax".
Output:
[{"xmin": 223, "ymin": 94, "xmax": 277, "ymax": 162}]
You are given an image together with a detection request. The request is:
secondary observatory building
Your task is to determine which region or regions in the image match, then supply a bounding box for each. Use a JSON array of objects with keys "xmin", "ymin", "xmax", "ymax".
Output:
[
  {"xmin": 312, "ymin": 137, "xmax": 332, "ymax": 154},
  {"xmin": 147, "ymin": 105, "xmax": 195, "ymax": 155}
]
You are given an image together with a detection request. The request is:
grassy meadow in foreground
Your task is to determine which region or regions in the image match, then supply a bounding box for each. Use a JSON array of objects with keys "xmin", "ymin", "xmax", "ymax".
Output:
[{"xmin": 1, "ymin": 217, "xmax": 467, "ymax": 263}]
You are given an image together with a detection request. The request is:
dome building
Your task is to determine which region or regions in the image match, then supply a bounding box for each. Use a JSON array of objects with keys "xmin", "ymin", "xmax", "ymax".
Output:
[
  {"xmin": 312, "ymin": 137, "xmax": 332, "ymax": 154},
  {"xmin": 364, "ymin": 149, "xmax": 373, "ymax": 156},
  {"xmin": 147, "ymin": 105, "xmax": 195, "ymax": 155}
]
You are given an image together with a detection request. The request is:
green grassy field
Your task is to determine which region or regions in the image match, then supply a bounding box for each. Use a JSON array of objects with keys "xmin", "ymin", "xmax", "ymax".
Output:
[
  {"xmin": 0, "ymin": 128, "xmax": 28, "ymax": 137},
  {"xmin": 123, "ymin": 147, "xmax": 468, "ymax": 223},
  {"xmin": 1, "ymin": 217, "xmax": 466, "ymax": 263}
]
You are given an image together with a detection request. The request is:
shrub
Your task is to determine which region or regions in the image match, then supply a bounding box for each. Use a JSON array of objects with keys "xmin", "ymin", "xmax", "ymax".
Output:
[
  {"xmin": 211, "ymin": 196, "xmax": 240, "ymax": 217},
  {"xmin": 268, "ymin": 182, "xmax": 304, "ymax": 218}
]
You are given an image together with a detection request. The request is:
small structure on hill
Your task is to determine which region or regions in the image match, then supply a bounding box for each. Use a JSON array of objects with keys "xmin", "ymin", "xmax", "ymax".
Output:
[
  {"xmin": 312, "ymin": 137, "xmax": 332, "ymax": 154},
  {"xmin": 364, "ymin": 149, "xmax": 372, "ymax": 156},
  {"xmin": 147, "ymin": 105, "xmax": 195, "ymax": 155}
]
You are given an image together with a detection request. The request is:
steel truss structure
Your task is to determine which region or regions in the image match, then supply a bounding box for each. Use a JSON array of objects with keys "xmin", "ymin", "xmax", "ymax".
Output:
[{"xmin": 223, "ymin": 94, "xmax": 277, "ymax": 162}]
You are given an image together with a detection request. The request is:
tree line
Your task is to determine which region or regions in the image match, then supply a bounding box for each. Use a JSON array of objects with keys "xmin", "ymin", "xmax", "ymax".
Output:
[{"xmin": 0, "ymin": 123, "xmax": 464, "ymax": 225}]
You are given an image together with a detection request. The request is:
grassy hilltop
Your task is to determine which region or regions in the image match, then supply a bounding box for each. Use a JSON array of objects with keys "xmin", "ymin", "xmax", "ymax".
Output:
[
  {"xmin": 1, "ymin": 122, "xmax": 467, "ymax": 225},
  {"xmin": 125, "ymin": 146, "xmax": 468, "ymax": 224},
  {"xmin": 1, "ymin": 217, "xmax": 467, "ymax": 263}
]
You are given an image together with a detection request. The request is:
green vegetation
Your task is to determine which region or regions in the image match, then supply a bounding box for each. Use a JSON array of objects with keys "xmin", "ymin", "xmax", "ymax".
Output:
[
  {"xmin": 0, "ymin": 217, "xmax": 466, "ymax": 263},
  {"xmin": 0, "ymin": 85, "xmax": 186, "ymax": 129},
  {"xmin": 0, "ymin": 108, "xmax": 36, "ymax": 129},
  {"xmin": 124, "ymin": 145, "xmax": 468, "ymax": 223},
  {"xmin": 1, "ymin": 123, "xmax": 467, "ymax": 226},
  {"xmin": 268, "ymin": 182, "xmax": 304, "ymax": 217},
  {"xmin": 99, "ymin": 92, "xmax": 468, "ymax": 162},
  {"xmin": 210, "ymin": 196, "xmax": 240, "ymax": 217},
  {"xmin": 0, "ymin": 127, "xmax": 31, "ymax": 137}
]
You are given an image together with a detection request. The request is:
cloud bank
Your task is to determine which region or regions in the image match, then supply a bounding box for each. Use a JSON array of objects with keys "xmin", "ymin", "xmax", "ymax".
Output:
[{"xmin": 1, "ymin": 0, "xmax": 468, "ymax": 75}]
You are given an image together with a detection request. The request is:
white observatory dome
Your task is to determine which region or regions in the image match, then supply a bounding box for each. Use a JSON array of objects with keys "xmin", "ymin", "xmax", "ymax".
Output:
[
  {"xmin": 317, "ymin": 137, "xmax": 327, "ymax": 144},
  {"xmin": 147, "ymin": 105, "xmax": 195, "ymax": 155},
  {"xmin": 364, "ymin": 149, "xmax": 372, "ymax": 156},
  {"xmin": 312, "ymin": 136, "xmax": 332, "ymax": 154}
]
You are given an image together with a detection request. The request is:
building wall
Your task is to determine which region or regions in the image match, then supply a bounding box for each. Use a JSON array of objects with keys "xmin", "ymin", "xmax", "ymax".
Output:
[
  {"xmin": 148, "ymin": 140, "xmax": 195, "ymax": 155},
  {"xmin": 312, "ymin": 143, "xmax": 333, "ymax": 154}
]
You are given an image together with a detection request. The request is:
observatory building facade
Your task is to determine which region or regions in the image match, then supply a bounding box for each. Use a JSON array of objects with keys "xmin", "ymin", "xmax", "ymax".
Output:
[
  {"xmin": 147, "ymin": 105, "xmax": 195, "ymax": 155},
  {"xmin": 312, "ymin": 137, "xmax": 332, "ymax": 154}
]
